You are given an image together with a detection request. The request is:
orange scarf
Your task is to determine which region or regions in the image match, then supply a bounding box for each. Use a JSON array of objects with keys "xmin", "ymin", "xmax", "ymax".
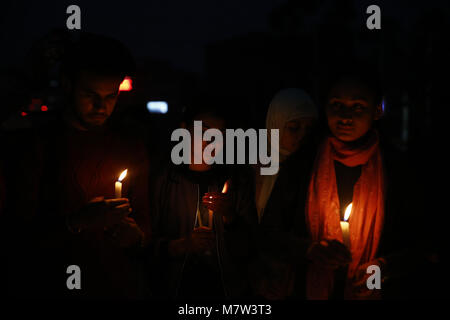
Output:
[{"xmin": 305, "ymin": 130, "xmax": 385, "ymax": 299}]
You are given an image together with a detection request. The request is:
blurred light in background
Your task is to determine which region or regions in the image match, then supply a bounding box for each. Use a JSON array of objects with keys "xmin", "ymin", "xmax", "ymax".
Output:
[
  {"xmin": 41, "ymin": 105, "xmax": 48, "ymax": 112},
  {"xmin": 147, "ymin": 101, "xmax": 168, "ymax": 114},
  {"xmin": 29, "ymin": 98, "xmax": 43, "ymax": 111},
  {"xmin": 119, "ymin": 76, "xmax": 132, "ymax": 91}
]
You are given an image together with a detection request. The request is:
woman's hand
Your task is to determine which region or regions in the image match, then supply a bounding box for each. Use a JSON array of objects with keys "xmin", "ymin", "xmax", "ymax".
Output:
[
  {"xmin": 350, "ymin": 257, "xmax": 386, "ymax": 299},
  {"xmin": 168, "ymin": 227, "xmax": 216, "ymax": 258},
  {"xmin": 190, "ymin": 226, "xmax": 216, "ymax": 255},
  {"xmin": 306, "ymin": 239, "xmax": 352, "ymax": 269},
  {"xmin": 202, "ymin": 192, "xmax": 234, "ymax": 224}
]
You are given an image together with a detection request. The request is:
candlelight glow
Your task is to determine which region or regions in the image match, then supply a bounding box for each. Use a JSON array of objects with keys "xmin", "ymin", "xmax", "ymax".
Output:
[
  {"xmin": 222, "ymin": 181, "xmax": 229, "ymax": 194},
  {"xmin": 344, "ymin": 203, "xmax": 352, "ymax": 221},
  {"xmin": 118, "ymin": 169, "xmax": 128, "ymax": 182},
  {"xmin": 119, "ymin": 77, "xmax": 132, "ymax": 91}
]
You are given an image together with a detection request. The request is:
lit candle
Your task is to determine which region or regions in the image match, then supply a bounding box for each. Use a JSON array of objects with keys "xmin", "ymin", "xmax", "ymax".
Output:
[
  {"xmin": 340, "ymin": 203, "xmax": 352, "ymax": 248},
  {"xmin": 207, "ymin": 180, "xmax": 230, "ymax": 228},
  {"xmin": 115, "ymin": 169, "xmax": 128, "ymax": 198},
  {"xmin": 221, "ymin": 181, "xmax": 229, "ymax": 194}
]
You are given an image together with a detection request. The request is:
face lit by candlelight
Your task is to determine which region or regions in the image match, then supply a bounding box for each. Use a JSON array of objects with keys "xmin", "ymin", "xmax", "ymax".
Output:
[
  {"xmin": 326, "ymin": 78, "xmax": 382, "ymax": 142},
  {"xmin": 68, "ymin": 70, "xmax": 123, "ymax": 130}
]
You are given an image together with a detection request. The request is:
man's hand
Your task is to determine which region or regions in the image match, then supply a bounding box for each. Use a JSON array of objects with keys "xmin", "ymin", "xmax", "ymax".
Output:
[
  {"xmin": 68, "ymin": 196, "xmax": 132, "ymax": 231},
  {"xmin": 105, "ymin": 217, "xmax": 144, "ymax": 248},
  {"xmin": 306, "ymin": 239, "xmax": 352, "ymax": 270}
]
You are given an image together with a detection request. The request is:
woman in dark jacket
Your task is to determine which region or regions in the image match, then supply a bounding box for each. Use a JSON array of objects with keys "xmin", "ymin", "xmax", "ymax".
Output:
[
  {"xmin": 257, "ymin": 66, "xmax": 435, "ymax": 300},
  {"xmin": 149, "ymin": 109, "xmax": 258, "ymax": 299},
  {"xmin": 304, "ymin": 66, "xmax": 430, "ymax": 299}
]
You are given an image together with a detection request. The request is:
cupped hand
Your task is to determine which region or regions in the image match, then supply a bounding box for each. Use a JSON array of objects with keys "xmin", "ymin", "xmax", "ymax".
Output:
[
  {"xmin": 105, "ymin": 216, "xmax": 144, "ymax": 248},
  {"xmin": 306, "ymin": 239, "xmax": 352, "ymax": 269}
]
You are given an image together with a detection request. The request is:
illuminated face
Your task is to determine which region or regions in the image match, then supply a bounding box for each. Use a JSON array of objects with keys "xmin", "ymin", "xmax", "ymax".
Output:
[
  {"xmin": 326, "ymin": 80, "xmax": 382, "ymax": 142},
  {"xmin": 280, "ymin": 118, "xmax": 315, "ymax": 153},
  {"xmin": 71, "ymin": 71, "xmax": 122, "ymax": 129}
]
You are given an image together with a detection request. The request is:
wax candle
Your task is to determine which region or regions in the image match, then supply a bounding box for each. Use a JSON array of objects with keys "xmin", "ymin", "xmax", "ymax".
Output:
[
  {"xmin": 207, "ymin": 180, "xmax": 230, "ymax": 228},
  {"xmin": 340, "ymin": 202, "xmax": 352, "ymax": 248},
  {"xmin": 115, "ymin": 169, "xmax": 128, "ymax": 198}
]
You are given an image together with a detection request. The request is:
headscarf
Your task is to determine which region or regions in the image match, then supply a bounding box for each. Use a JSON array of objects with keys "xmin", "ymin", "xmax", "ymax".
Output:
[
  {"xmin": 305, "ymin": 130, "xmax": 385, "ymax": 299},
  {"xmin": 256, "ymin": 88, "xmax": 317, "ymax": 221}
]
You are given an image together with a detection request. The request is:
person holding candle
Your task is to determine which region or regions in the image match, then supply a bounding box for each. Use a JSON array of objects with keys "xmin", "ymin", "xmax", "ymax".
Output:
[
  {"xmin": 304, "ymin": 61, "xmax": 427, "ymax": 299},
  {"xmin": 6, "ymin": 32, "xmax": 151, "ymax": 298},
  {"xmin": 149, "ymin": 102, "xmax": 258, "ymax": 299}
]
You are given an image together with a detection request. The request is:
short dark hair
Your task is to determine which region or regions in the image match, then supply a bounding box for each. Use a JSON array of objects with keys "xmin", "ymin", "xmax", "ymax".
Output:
[
  {"xmin": 321, "ymin": 60, "xmax": 383, "ymax": 106},
  {"xmin": 61, "ymin": 32, "xmax": 136, "ymax": 82}
]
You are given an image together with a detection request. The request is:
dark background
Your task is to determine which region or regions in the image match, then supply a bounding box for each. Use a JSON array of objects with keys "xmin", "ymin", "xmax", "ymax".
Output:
[
  {"xmin": 1, "ymin": 1, "xmax": 449, "ymax": 297},
  {"xmin": 1, "ymin": 0, "xmax": 448, "ymax": 145}
]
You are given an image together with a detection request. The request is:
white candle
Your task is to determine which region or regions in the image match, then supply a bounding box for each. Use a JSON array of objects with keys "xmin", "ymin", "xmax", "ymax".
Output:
[
  {"xmin": 340, "ymin": 203, "xmax": 352, "ymax": 248},
  {"xmin": 207, "ymin": 180, "xmax": 230, "ymax": 228},
  {"xmin": 115, "ymin": 169, "xmax": 128, "ymax": 198},
  {"xmin": 208, "ymin": 208, "xmax": 213, "ymax": 228}
]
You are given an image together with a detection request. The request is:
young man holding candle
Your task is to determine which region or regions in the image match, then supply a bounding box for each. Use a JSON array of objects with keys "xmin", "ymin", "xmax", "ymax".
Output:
[
  {"xmin": 149, "ymin": 103, "xmax": 258, "ymax": 299},
  {"xmin": 7, "ymin": 32, "xmax": 151, "ymax": 298},
  {"xmin": 303, "ymin": 62, "xmax": 429, "ymax": 299}
]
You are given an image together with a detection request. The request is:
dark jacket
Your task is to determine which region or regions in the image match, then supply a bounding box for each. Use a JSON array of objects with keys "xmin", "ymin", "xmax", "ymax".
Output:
[
  {"xmin": 149, "ymin": 164, "xmax": 258, "ymax": 299},
  {"xmin": 5, "ymin": 118, "xmax": 151, "ymax": 299},
  {"xmin": 255, "ymin": 139, "xmax": 318, "ymax": 299}
]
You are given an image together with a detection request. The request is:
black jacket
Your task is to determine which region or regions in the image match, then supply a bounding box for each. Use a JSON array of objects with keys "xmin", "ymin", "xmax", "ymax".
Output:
[{"xmin": 149, "ymin": 164, "xmax": 258, "ymax": 299}]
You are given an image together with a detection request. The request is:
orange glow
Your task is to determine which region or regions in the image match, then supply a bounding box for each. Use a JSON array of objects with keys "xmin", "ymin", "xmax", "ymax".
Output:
[
  {"xmin": 118, "ymin": 169, "xmax": 128, "ymax": 182},
  {"xmin": 344, "ymin": 203, "xmax": 352, "ymax": 221},
  {"xmin": 119, "ymin": 77, "xmax": 132, "ymax": 91},
  {"xmin": 222, "ymin": 180, "xmax": 229, "ymax": 194},
  {"xmin": 41, "ymin": 105, "xmax": 48, "ymax": 112}
]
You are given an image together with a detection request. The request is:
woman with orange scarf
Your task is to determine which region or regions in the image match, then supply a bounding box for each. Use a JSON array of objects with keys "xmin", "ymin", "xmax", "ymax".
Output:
[{"xmin": 305, "ymin": 67, "xmax": 426, "ymax": 299}]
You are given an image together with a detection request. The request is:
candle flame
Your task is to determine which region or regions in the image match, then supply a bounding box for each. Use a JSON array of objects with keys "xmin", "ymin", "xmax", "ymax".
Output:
[
  {"xmin": 118, "ymin": 169, "xmax": 128, "ymax": 182},
  {"xmin": 344, "ymin": 203, "xmax": 352, "ymax": 221},
  {"xmin": 222, "ymin": 180, "xmax": 229, "ymax": 194}
]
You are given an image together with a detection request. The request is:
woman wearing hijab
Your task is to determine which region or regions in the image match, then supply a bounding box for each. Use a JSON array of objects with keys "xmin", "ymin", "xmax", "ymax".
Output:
[
  {"xmin": 255, "ymin": 88, "xmax": 318, "ymax": 222},
  {"xmin": 252, "ymin": 88, "xmax": 320, "ymax": 299}
]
